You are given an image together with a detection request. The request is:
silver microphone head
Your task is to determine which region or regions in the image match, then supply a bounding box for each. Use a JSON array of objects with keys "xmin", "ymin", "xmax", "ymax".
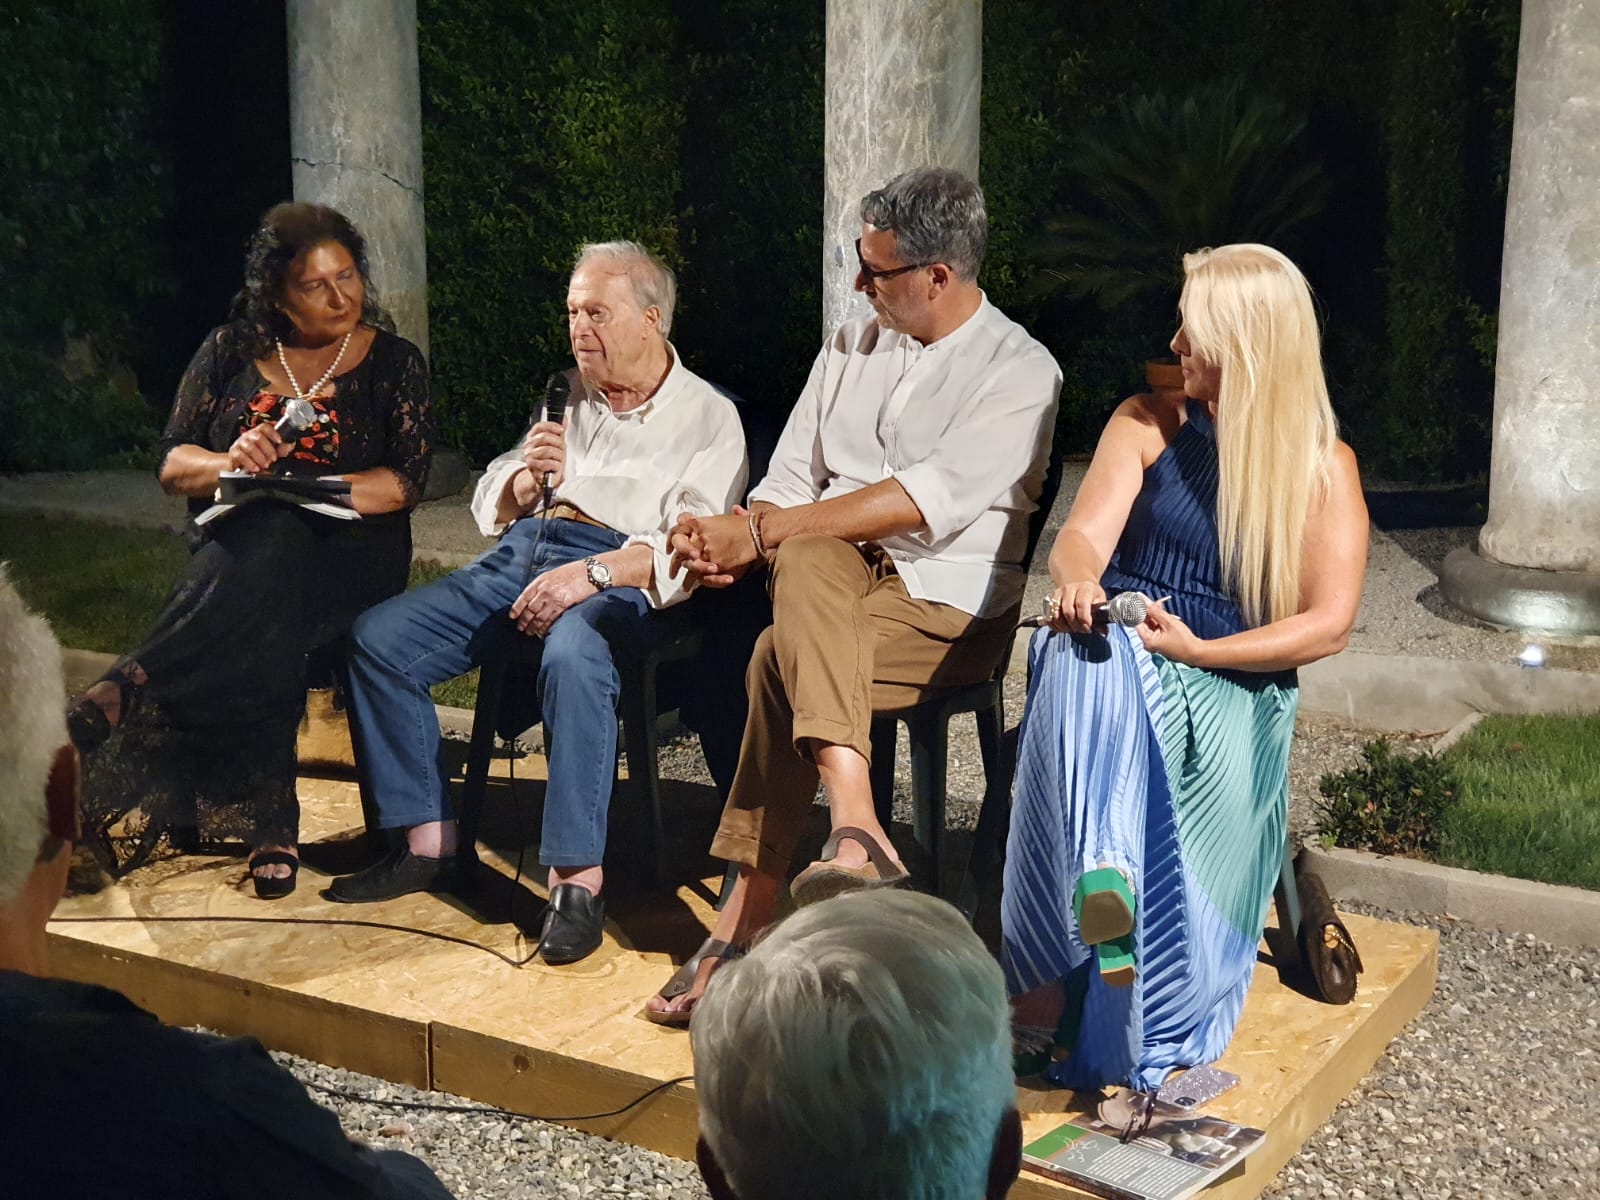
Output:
[
  {"xmin": 1103, "ymin": 591, "xmax": 1150, "ymax": 626},
  {"xmin": 275, "ymin": 396, "xmax": 317, "ymax": 437}
]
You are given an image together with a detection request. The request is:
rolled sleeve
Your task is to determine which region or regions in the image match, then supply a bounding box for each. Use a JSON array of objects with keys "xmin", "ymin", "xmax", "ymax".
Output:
[{"xmin": 471, "ymin": 448, "xmax": 527, "ymax": 537}]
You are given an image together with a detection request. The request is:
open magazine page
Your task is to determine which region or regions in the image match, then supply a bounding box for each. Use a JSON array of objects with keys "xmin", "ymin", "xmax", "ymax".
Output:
[
  {"xmin": 1022, "ymin": 1096, "xmax": 1265, "ymax": 1200},
  {"xmin": 194, "ymin": 471, "xmax": 359, "ymax": 526}
]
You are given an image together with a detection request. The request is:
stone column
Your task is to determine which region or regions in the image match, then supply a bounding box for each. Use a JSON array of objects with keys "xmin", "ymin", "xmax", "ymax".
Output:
[
  {"xmin": 1440, "ymin": 0, "xmax": 1600, "ymax": 634},
  {"xmin": 287, "ymin": 0, "xmax": 428, "ymax": 357},
  {"xmin": 823, "ymin": 0, "xmax": 981, "ymax": 335}
]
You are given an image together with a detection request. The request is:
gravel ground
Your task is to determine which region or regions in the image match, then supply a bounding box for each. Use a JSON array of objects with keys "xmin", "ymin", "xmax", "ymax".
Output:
[{"xmin": 268, "ymin": 891, "xmax": 1600, "ymax": 1199}]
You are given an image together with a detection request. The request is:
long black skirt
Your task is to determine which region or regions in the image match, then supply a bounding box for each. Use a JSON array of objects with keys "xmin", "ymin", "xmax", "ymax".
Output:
[{"xmin": 81, "ymin": 502, "xmax": 410, "ymax": 864}]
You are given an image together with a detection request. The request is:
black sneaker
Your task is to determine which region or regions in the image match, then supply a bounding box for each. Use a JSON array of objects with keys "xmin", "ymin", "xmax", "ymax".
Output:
[
  {"xmin": 323, "ymin": 845, "xmax": 455, "ymax": 904},
  {"xmin": 539, "ymin": 883, "xmax": 606, "ymax": 964}
]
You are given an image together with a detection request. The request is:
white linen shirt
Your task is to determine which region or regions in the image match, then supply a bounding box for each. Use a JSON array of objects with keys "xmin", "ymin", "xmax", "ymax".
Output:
[
  {"xmin": 471, "ymin": 347, "xmax": 748, "ymax": 609},
  {"xmin": 750, "ymin": 298, "xmax": 1061, "ymax": 618}
]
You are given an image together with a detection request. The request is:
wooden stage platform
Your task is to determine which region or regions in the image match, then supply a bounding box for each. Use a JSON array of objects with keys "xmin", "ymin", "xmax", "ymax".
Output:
[{"xmin": 48, "ymin": 756, "xmax": 1437, "ymax": 1199}]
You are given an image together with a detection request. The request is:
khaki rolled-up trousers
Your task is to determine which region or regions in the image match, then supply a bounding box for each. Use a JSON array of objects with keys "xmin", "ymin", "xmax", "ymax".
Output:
[{"xmin": 709, "ymin": 534, "xmax": 1016, "ymax": 877}]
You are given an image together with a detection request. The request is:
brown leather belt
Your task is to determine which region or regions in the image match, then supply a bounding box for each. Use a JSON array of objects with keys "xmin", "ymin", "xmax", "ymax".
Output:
[{"xmin": 533, "ymin": 501, "xmax": 612, "ymax": 531}]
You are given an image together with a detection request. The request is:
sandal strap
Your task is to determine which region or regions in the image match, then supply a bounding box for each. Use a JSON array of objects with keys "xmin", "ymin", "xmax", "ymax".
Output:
[
  {"xmin": 249, "ymin": 851, "xmax": 300, "ymax": 872},
  {"xmin": 818, "ymin": 825, "xmax": 900, "ymax": 875},
  {"xmin": 655, "ymin": 937, "xmax": 745, "ymax": 1002}
]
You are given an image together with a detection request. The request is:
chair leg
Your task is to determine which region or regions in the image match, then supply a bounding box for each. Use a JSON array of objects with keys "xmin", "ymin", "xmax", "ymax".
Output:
[
  {"xmin": 956, "ymin": 701, "xmax": 1008, "ymax": 920},
  {"xmin": 1273, "ymin": 839, "xmax": 1303, "ymax": 970},
  {"xmin": 619, "ymin": 663, "xmax": 666, "ymax": 890},
  {"xmin": 904, "ymin": 710, "xmax": 948, "ymax": 896},
  {"xmin": 868, "ymin": 719, "xmax": 898, "ymax": 830},
  {"xmin": 458, "ymin": 655, "xmax": 509, "ymax": 886}
]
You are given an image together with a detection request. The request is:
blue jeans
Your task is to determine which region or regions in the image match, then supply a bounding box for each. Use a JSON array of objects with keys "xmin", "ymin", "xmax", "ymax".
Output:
[{"xmin": 346, "ymin": 518, "xmax": 679, "ymax": 867}]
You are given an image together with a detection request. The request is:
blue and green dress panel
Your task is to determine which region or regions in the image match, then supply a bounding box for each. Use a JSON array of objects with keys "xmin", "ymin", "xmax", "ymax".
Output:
[{"xmin": 1001, "ymin": 400, "xmax": 1299, "ymax": 1092}]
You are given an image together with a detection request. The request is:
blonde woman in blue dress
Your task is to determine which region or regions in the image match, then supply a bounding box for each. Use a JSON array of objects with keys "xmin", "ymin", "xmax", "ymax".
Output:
[{"xmin": 1004, "ymin": 244, "xmax": 1370, "ymax": 1090}]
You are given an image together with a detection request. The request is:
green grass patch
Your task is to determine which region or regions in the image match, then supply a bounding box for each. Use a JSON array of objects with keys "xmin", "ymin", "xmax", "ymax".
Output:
[
  {"xmin": 0, "ymin": 513, "xmax": 480, "ymax": 709},
  {"xmin": 1437, "ymin": 714, "xmax": 1600, "ymax": 891},
  {"xmin": 0, "ymin": 514, "xmax": 188, "ymax": 653}
]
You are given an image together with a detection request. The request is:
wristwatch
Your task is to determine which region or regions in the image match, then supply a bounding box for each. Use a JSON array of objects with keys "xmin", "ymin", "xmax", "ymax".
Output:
[{"xmin": 584, "ymin": 556, "xmax": 613, "ymax": 591}]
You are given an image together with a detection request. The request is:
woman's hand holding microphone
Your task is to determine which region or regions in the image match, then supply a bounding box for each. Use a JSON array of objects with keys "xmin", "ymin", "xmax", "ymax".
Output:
[{"xmin": 227, "ymin": 424, "xmax": 294, "ymax": 474}]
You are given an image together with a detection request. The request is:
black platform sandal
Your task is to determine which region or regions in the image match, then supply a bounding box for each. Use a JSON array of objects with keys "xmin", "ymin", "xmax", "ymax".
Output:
[
  {"xmin": 66, "ymin": 660, "xmax": 147, "ymax": 755},
  {"xmin": 249, "ymin": 849, "xmax": 300, "ymax": 900}
]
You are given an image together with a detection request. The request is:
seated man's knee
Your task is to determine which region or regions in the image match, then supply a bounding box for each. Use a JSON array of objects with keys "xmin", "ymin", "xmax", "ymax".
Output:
[
  {"xmin": 539, "ymin": 614, "xmax": 616, "ymax": 682},
  {"xmin": 771, "ymin": 533, "xmax": 852, "ymax": 574}
]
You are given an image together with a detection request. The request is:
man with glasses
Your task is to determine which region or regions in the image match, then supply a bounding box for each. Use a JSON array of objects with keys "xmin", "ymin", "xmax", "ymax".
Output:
[
  {"xmin": 649, "ymin": 166, "xmax": 1061, "ymax": 1024},
  {"xmin": 0, "ymin": 573, "xmax": 453, "ymax": 1198}
]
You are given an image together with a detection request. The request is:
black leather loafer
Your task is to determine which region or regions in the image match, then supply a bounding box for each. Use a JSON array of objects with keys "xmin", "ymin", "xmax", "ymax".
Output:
[
  {"xmin": 539, "ymin": 883, "xmax": 606, "ymax": 964},
  {"xmin": 324, "ymin": 845, "xmax": 455, "ymax": 904}
]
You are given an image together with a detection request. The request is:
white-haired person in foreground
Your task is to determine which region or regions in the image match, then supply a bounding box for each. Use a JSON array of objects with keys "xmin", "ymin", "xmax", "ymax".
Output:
[
  {"xmin": 0, "ymin": 571, "xmax": 453, "ymax": 1199},
  {"xmin": 691, "ymin": 889, "xmax": 1023, "ymax": 1200}
]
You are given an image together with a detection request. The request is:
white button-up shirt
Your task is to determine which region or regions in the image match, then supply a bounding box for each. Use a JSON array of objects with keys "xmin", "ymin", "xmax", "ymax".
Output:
[
  {"xmin": 471, "ymin": 347, "xmax": 748, "ymax": 608},
  {"xmin": 751, "ymin": 298, "xmax": 1061, "ymax": 618}
]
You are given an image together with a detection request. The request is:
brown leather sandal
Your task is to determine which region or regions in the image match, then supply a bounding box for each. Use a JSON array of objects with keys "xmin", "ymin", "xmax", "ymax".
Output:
[
  {"xmin": 789, "ymin": 825, "xmax": 910, "ymax": 908},
  {"xmin": 642, "ymin": 937, "xmax": 745, "ymax": 1028}
]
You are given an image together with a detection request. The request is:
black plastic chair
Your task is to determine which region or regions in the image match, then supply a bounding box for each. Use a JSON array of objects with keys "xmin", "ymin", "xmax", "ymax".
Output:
[
  {"xmin": 868, "ymin": 453, "xmax": 1064, "ymax": 901},
  {"xmin": 456, "ymin": 619, "xmax": 700, "ymax": 890}
]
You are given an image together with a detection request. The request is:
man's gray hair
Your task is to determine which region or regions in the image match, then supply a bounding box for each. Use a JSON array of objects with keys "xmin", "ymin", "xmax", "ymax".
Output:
[
  {"xmin": 573, "ymin": 241, "xmax": 677, "ymax": 336},
  {"xmin": 859, "ymin": 166, "xmax": 988, "ymax": 282},
  {"xmin": 0, "ymin": 569, "xmax": 67, "ymax": 907},
  {"xmin": 692, "ymin": 889, "xmax": 1015, "ymax": 1200}
]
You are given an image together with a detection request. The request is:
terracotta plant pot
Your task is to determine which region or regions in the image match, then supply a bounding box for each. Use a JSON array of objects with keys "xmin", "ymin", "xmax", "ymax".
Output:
[{"xmin": 1144, "ymin": 359, "xmax": 1184, "ymax": 393}]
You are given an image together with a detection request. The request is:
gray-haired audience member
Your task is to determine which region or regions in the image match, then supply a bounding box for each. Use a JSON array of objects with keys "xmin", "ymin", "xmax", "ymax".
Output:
[
  {"xmin": 0, "ymin": 571, "xmax": 453, "ymax": 1200},
  {"xmin": 692, "ymin": 889, "xmax": 1023, "ymax": 1200}
]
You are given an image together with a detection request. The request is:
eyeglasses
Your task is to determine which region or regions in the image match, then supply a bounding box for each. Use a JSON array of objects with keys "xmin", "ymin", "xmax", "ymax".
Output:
[{"xmin": 855, "ymin": 238, "xmax": 931, "ymax": 290}]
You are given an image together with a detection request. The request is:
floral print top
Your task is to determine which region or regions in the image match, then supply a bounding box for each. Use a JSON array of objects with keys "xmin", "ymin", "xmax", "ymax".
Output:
[{"xmin": 157, "ymin": 324, "xmax": 434, "ymax": 511}]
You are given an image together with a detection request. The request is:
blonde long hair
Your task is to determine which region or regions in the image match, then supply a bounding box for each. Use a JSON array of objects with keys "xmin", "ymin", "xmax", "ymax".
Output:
[{"xmin": 1180, "ymin": 244, "xmax": 1338, "ymax": 628}]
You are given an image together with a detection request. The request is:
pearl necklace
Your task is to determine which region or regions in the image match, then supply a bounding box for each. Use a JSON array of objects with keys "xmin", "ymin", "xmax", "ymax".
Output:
[{"xmin": 275, "ymin": 331, "xmax": 352, "ymax": 402}]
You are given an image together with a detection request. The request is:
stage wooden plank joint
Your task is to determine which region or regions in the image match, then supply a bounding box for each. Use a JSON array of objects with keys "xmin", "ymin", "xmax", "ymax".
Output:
[{"xmin": 49, "ymin": 769, "xmax": 1437, "ymax": 1197}]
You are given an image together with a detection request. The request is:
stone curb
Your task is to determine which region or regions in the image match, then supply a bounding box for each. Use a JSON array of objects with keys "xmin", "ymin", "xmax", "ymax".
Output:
[{"xmin": 1301, "ymin": 843, "xmax": 1600, "ymax": 950}]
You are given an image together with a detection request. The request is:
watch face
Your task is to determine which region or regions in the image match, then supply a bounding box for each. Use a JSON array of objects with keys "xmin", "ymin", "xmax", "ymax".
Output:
[{"xmin": 588, "ymin": 558, "xmax": 612, "ymax": 588}]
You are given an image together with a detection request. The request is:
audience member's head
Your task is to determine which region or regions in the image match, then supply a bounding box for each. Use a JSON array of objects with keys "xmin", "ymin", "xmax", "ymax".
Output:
[
  {"xmin": 0, "ymin": 570, "xmax": 78, "ymax": 974},
  {"xmin": 692, "ymin": 889, "xmax": 1021, "ymax": 1200}
]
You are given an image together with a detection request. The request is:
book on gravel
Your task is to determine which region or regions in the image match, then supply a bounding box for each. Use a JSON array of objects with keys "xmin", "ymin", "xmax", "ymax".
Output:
[
  {"xmin": 194, "ymin": 470, "xmax": 357, "ymax": 526},
  {"xmin": 1021, "ymin": 1094, "xmax": 1265, "ymax": 1200}
]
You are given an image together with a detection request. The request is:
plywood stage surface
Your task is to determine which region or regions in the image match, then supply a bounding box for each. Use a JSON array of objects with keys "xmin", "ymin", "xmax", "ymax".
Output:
[{"xmin": 48, "ymin": 761, "xmax": 1437, "ymax": 1198}]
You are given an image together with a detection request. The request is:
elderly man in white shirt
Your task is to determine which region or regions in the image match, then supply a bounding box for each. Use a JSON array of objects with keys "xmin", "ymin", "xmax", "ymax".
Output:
[
  {"xmin": 645, "ymin": 167, "xmax": 1061, "ymax": 1024},
  {"xmin": 326, "ymin": 241, "xmax": 747, "ymax": 967}
]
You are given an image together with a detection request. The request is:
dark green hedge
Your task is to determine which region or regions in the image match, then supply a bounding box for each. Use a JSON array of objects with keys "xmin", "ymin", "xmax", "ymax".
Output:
[
  {"xmin": 1, "ymin": 0, "xmax": 1521, "ymax": 481},
  {"xmin": 0, "ymin": 1, "xmax": 174, "ymax": 470},
  {"xmin": 418, "ymin": 0, "xmax": 685, "ymax": 461}
]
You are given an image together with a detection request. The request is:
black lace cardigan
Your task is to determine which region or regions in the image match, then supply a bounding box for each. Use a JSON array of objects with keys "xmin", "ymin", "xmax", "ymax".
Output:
[{"xmin": 156, "ymin": 324, "xmax": 434, "ymax": 516}]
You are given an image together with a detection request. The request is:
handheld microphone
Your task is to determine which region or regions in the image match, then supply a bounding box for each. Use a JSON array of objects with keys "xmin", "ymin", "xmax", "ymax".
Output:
[
  {"xmin": 1025, "ymin": 591, "xmax": 1170, "ymax": 628},
  {"xmin": 269, "ymin": 397, "xmax": 317, "ymax": 473},
  {"xmin": 538, "ymin": 372, "xmax": 571, "ymax": 498},
  {"xmin": 274, "ymin": 396, "xmax": 316, "ymax": 440},
  {"xmin": 1100, "ymin": 591, "xmax": 1155, "ymax": 627}
]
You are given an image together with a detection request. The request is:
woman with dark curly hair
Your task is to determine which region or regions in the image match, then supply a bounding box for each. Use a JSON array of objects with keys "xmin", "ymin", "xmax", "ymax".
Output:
[{"xmin": 68, "ymin": 202, "xmax": 433, "ymax": 898}]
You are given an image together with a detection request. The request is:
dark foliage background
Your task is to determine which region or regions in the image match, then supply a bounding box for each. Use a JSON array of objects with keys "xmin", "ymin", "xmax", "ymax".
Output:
[{"xmin": 0, "ymin": 0, "xmax": 1518, "ymax": 479}]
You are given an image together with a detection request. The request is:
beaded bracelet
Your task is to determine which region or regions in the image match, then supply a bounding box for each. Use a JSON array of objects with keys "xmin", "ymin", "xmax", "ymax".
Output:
[{"xmin": 747, "ymin": 510, "xmax": 769, "ymax": 560}]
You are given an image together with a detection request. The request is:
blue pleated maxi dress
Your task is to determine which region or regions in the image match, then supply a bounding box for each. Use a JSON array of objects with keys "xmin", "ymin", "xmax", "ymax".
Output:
[{"xmin": 1001, "ymin": 401, "xmax": 1299, "ymax": 1093}]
